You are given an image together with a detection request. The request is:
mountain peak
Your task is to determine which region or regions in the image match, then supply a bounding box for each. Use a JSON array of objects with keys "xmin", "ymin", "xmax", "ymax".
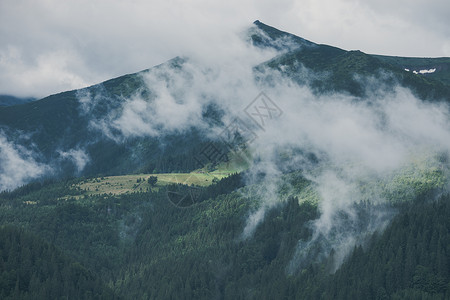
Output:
[{"xmin": 249, "ymin": 20, "xmax": 315, "ymax": 50}]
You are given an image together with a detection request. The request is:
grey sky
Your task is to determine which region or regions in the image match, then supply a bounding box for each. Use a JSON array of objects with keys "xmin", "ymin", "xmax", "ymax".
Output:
[{"xmin": 1, "ymin": 0, "xmax": 449, "ymax": 98}]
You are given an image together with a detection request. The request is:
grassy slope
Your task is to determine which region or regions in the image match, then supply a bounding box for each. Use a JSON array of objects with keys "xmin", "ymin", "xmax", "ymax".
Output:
[{"xmin": 71, "ymin": 172, "xmax": 229, "ymax": 198}]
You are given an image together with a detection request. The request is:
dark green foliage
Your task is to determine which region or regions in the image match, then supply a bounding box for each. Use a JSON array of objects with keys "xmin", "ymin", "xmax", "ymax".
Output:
[
  {"xmin": 0, "ymin": 179, "xmax": 58, "ymax": 200},
  {"xmin": 0, "ymin": 226, "xmax": 116, "ymax": 299},
  {"xmin": 200, "ymin": 172, "xmax": 245, "ymax": 201},
  {"xmin": 147, "ymin": 175, "xmax": 157, "ymax": 186}
]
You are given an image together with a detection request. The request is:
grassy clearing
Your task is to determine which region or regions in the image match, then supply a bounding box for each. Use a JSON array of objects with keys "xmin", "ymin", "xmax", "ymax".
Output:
[
  {"xmin": 59, "ymin": 152, "xmax": 250, "ymax": 200},
  {"xmin": 64, "ymin": 172, "xmax": 232, "ymax": 199}
]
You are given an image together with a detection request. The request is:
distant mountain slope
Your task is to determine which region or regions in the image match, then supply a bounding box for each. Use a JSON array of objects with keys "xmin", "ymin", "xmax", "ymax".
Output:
[{"xmin": 0, "ymin": 95, "xmax": 35, "ymax": 107}]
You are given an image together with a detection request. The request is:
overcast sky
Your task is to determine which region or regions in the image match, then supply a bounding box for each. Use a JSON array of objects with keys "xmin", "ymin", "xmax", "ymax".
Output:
[{"xmin": 1, "ymin": 0, "xmax": 449, "ymax": 98}]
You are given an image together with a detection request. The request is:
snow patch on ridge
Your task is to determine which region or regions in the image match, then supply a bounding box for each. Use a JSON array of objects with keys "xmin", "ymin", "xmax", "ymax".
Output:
[{"xmin": 404, "ymin": 68, "xmax": 436, "ymax": 74}]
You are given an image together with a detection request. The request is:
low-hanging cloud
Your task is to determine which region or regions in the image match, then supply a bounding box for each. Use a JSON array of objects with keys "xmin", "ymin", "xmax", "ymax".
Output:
[
  {"xmin": 0, "ymin": 132, "xmax": 49, "ymax": 191},
  {"xmin": 58, "ymin": 148, "xmax": 90, "ymax": 174}
]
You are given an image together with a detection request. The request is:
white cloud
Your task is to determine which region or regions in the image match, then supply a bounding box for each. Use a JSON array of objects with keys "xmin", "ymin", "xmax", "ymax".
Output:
[
  {"xmin": 0, "ymin": 132, "xmax": 49, "ymax": 191},
  {"xmin": 58, "ymin": 148, "xmax": 90, "ymax": 173},
  {"xmin": 0, "ymin": 46, "xmax": 89, "ymax": 98}
]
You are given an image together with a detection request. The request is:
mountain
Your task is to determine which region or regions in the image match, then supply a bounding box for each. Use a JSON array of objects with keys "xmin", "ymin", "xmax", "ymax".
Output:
[
  {"xmin": 0, "ymin": 21, "xmax": 449, "ymax": 299},
  {"xmin": 1, "ymin": 21, "xmax": 449, "ymax": 187}
]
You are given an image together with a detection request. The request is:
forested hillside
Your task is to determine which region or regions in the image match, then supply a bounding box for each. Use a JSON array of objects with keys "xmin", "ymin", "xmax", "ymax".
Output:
[{"xmin": 0, "ymin": 175, "xmax": 448, "ymax": 299}]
